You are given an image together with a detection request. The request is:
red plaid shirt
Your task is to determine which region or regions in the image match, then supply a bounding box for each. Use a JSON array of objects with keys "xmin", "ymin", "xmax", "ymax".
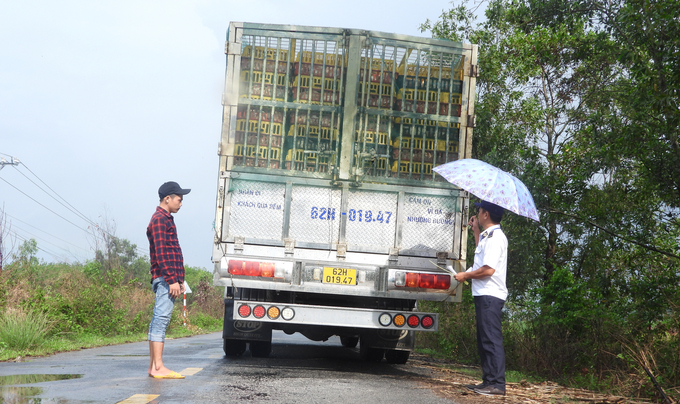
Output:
[{"xmin": 147, "ymin": 206, "xmax": 184, "ymax": 285}]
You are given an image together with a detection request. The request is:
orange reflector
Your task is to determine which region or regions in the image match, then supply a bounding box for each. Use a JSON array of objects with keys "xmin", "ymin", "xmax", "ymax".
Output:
[
  {"xmin": 393, "ymin": 314, "xmax": 406, "ymax": 327},
  {"xmin": 267, "ymin": 306, "xmax": 280, "ymax": 319},
  {"xmin": 253, "ymin": 305, "xmax": 266, "ymax": 318},
  {"xmin": 260, "ymin": 262, "xmax": 275, "ymax": 278},
  {"xmin": 237, "ymin": 304, "xmax": 251, "ymax": 317},
  {"xmin": 407, "ymin": 315, "xmax": 420, "ymax": 328},
  {"xmin": 405, "ymin": 273, "xmax": 419, "ymax": 288}
]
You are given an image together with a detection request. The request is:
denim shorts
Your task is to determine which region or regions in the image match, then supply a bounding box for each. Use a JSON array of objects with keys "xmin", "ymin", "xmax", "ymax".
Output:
[{"xmin": 148, "ymin": 277, "xmax": 176, "ymax": 342}]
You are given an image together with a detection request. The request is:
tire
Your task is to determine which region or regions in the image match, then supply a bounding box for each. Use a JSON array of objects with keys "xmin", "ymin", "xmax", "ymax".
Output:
[
  {"xmin": 249, "ymin": 340, "xmax": 272, "ymax": 358},
  {"xmin": 340, "ymin": 336, "xmax": 359, "ymax": 348},
  {"xmin": 385, "ymin": 350, "xmax": 410, "ymax": 364},
  {"xmin": 223, "ymin": 338, "xmax": 246, "ymax": 357},
  {"xmin": 360, "ymin": 343, "xmax": 384, "ymax": 362}
]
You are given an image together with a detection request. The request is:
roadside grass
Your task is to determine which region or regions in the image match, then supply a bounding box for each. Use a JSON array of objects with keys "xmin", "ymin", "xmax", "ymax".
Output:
[
  {"xmin": 0, "ymin": 320, "xmax": 223, "ymax": 362},
  {"xmin": 0, "ymin": 309, "xmax": 53, "ymax": 351}
]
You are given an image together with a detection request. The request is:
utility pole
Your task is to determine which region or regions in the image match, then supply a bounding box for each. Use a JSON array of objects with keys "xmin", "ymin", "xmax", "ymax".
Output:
[
  {"xmin": 0, "ymin": 156, "xmax": 21, "ymax": 272},
  {"xmin": 0, "ymin": 156, "xmax": 21, "ymax": 171}
]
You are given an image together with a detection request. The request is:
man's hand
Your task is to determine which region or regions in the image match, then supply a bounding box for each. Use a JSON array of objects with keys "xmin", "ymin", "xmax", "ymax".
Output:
[
  {"xmin": 169, "ymin": 282, "xmax": 181, "ymax": 299},
  {"xmin": 454, "ymin": 272, "xmax": 466, "ymax": 283}
]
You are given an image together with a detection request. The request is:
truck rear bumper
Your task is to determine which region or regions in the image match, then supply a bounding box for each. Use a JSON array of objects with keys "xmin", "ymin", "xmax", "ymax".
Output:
[{"xmin": 232, "ymin": 300, "xmax": 438, "ymax": 332}]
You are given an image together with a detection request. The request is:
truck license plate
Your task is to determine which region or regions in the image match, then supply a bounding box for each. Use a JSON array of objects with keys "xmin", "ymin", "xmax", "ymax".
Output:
[{"xmin": 322, "ymin": 267, "xmax": 357, "ymax": 285}]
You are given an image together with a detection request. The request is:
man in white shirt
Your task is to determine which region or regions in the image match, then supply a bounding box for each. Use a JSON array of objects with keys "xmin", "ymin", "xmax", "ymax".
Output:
[{"xmin": 454, "ymin": 200, "xmax": 508, "ymax": 396}]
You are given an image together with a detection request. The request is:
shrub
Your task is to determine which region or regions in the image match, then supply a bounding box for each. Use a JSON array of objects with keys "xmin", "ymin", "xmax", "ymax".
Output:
[{"xmin": 0, "ymin": 308, "xmax": 53, "ymax": 350}]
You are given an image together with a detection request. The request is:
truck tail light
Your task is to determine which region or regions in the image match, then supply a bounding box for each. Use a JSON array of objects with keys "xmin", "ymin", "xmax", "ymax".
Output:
[
  {"xmin": 228, "ymin": 260, "xmax": 276, "ymax": 278},
  {"xmin": 393, "ymin": 314, "xmax": 406, "ymax": 327},
  {"xmin": 253, "ymin": 305, "xmax": 266, "ymax": 318},
  {"xmin": 407, "ymin": 315, "xmax": 420, "ymax": 328},
  {"xmin": 237, "ymin": 304, "xmax": 251, "ymax": 317},
  {"xmin": 421, "ymin": 315, "xmax": 434, "ymax": 329},
  {"xmin": 395, "ymin": 271, "xmax": 451, "ymax": 290}
]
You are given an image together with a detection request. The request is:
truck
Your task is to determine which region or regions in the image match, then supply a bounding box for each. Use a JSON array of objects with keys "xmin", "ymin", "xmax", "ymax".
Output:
[{"xmin": 212, "ymin": 22, "xmax": 478, "ymax": 363}]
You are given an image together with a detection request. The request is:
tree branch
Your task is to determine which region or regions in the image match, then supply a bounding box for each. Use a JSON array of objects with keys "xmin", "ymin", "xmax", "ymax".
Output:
[{"xmin": 545, "ymin": 209, "xmax": 680, "ymax": 260}]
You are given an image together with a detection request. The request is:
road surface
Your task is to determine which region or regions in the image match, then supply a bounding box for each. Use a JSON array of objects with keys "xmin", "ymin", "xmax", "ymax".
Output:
[{"xmin": 0, "ymin": 331, "xmax": 458, "ymax": 403}]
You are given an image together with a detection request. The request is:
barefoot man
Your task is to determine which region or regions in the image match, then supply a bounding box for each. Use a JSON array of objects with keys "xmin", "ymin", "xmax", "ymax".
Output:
[{"xmin": 146, "ymin": 181, "xmax": 190, "ymax": 379}]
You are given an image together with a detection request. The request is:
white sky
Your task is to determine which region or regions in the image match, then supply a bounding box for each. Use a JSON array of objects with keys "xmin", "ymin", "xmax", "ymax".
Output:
[{"xmin": 0, "ymin": 0, "xmax": 457, "ymax": 269}]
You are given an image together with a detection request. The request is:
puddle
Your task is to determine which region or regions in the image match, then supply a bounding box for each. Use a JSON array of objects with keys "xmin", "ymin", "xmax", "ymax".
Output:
[
  {"xmin": 0, "ymin": 374, "xmax": 82, "ymax": 385},
  {"xmin": 0, "ymin": 374, "xmax": 82, "ymax": 403}
]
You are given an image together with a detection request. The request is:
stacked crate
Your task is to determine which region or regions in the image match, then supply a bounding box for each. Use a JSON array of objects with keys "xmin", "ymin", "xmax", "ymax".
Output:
[
  {"xmin": 284, "ymin": 111, "xmax": 339, "ymax": 173},
  {"xmin": 393, "ymin": 63, "xmax": 463, "ymax": 116},
  {"xmin": 357, "ymin": 57, "xmax": 394, "ymax": 110},
  {"xmin": 233, "ymin": 106, "xmax": 285, "ymax": 169},
  {"xmin": 239, "ymin": 46, "xmax": 289, "ymax": 102},
  {"xmin": 290, "ymin": 51, "xmax": 344, "ymax": 106}
]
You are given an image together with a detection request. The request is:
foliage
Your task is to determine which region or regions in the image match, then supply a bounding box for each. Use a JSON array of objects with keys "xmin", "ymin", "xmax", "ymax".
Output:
[
  {"xmin": 420, "ymin": 0, "xmax": 680, "ymax": 400},
  {"xmin": 0, "ymin": 308, "xmax": 52, "ymax": 350},
  {"xmin": 0, "ymin": 238, "xmax": 224, "ymax": 359}
]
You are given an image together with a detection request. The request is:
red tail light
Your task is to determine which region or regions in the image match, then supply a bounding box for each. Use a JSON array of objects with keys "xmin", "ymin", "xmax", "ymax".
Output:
[
  {"xmin": 396, "ymin": 271, "xmax": 451, "ymax": 290},
  {"xmin": 237, "ymin": 304, "xmax": 251, "ymax": 317},
  {"xmin": 228, "ymin": 260, "xmax": 275, "ymax": 278},
  {"xmin": 421, "ymin": 315, "xmax": 434, "ymax": 329},
  {"xmin": 419, "ymin": 274, "xmax": 435, "ymax": 288},
  {"xmin": 253, "ymin": 305, "xmax": 266, "ymax": 318},
  {"xmin": 407, "ymin": 315, "xmax": 420, "ymax": 328}
]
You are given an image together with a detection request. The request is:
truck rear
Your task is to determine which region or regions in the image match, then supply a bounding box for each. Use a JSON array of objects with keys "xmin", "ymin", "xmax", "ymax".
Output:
[{"xmin": 213, "ymin": 22, "xmax": 478, "ymax": 363}]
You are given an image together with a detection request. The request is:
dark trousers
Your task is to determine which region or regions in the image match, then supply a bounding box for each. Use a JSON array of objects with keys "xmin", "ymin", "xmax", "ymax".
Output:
[{"xmin": 474, "ymin": 295, "xmax": 506, "ymax": 389}]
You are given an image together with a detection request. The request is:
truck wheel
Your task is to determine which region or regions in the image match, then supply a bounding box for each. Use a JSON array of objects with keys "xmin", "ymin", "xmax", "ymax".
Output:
[
  {"xmin": 360, "ymin": 344, "xmax": 384, "ymax": 362},
  {"xmin": 249, "ymin": 340, "xmax": 272, "ymax": 358},
  {"xmin": 385, "ymin": 350, "xmax": 410, "ymax": 364},
  {"xmin": 340, "ymin": 336, "xmax": 359, "ymax": 348},
  {"xmin": 223, "ymin": 338, "xmax": 246, "ymax": 357}
]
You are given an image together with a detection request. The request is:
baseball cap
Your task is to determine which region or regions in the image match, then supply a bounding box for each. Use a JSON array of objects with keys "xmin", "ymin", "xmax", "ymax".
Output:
[
  {"xmin": 158, "ymin": 181, "xmax": 191, "ymax": 199},
  {"xmin": 474, "ymin": 200, "xmax": 504, "ymax": 217}
]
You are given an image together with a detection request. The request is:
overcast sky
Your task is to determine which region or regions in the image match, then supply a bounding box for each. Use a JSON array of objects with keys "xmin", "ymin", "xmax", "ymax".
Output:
[{"xmin": 0, "ymin": 0, "xmax": 459, "ymax": 270}]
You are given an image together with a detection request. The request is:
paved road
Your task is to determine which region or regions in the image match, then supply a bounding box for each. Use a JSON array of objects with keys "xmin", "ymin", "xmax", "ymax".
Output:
[{"xmin": 0, "ymin": 331, "xmax": 456, "ymax": 403}]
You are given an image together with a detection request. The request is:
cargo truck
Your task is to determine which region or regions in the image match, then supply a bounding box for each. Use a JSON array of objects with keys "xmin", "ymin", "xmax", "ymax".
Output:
[{"xmin": 212, "ymin": 22, "xmax": 478, "ymax": 363}]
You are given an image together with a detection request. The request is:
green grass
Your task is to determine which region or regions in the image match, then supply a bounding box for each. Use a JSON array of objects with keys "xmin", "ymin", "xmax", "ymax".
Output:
[
  {"xmin": 0, "ymin": 323, "xmax": 222, "ymax": 362},
  {"xmin": 0, "ymin": 310, "xmax": 53, "ymax": 351}
]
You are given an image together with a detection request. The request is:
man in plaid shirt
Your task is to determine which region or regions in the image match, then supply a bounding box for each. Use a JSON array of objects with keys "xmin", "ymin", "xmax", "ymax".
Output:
[{"xmin": 146, "ymin": 181, "xmax": 190, "ymax": 379}]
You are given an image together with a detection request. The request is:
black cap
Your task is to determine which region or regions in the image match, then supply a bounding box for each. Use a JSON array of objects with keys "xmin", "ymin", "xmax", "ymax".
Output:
[
  {"xmin": 474, "ymin": 200, "xmax": 504, "ymax": 218},
  {"xmin": 158, "ymin": 181, "xmax": 191, "ymax": 199}
]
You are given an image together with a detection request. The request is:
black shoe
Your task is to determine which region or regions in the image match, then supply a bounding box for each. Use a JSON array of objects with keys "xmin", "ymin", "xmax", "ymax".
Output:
[
  {"xmin": 473, "ymin": 386, "xmax": 506, "ymax": 396},
  {"xmin": 464, "ymin": 382, "xmax": 487, "ymax": 391}
]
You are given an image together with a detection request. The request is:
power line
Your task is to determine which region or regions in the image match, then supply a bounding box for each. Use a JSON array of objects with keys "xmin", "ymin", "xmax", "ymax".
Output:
[
  {"xmin": 12, "ymin": 164, "xmax": 98, "ymax": 228},
  {"xmin": 6, "ymin": 214, "xmax": 91, "ymax": 253},
  {"xmin": 0, "ymin": 176, "xmax": 92, "ymax": 233}
]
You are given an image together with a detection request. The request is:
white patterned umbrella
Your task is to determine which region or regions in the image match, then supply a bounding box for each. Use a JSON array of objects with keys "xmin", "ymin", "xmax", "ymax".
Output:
[{"xmin": 433, "ymin": 158, "xmax": 540, "ymax": 222}]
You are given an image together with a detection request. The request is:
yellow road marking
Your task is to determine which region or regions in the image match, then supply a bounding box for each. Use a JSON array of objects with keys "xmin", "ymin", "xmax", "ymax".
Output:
[
  {"xmin": 179, "ymin": 367, "xmax": 203, "ymax": 376},
  {"xmin": 116, "ymin": 394, "xmax": 159, "ymax": 404}
]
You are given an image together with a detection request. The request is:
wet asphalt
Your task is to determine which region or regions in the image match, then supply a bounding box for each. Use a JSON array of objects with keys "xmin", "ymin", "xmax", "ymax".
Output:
[{"xmin": 0, "ymin": 331, "xmax": 457, "ymax": 403}]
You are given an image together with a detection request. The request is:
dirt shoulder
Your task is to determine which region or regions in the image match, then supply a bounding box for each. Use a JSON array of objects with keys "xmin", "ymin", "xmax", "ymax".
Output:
[{"xmin": 407, "ymin": 354, "xmax": 655, "ymax": 404}]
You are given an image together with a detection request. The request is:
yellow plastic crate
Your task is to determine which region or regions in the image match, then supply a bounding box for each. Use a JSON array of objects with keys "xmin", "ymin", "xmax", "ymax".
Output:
[
  {"xmin": 292, "ymin": 75, "xmax": 342, "ymax": 91},
  {"xmin": 240, "ymin": 71, "xmax": 287, "ymax": 86},
  {"xmin": 242, "ymin": 45, "xmax": 290, "ymax": 61},
  {"xmin": 236, "ymin": 119, "xmax": 283, "ymax": 135},
  {"xmin": 296, "ymin": 51, "xmax": 346, "ymax": 66}
]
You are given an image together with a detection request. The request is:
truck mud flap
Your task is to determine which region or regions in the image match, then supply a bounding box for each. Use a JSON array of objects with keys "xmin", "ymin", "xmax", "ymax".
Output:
[
  {"xmin": 360, "ymin": 329, "xmax": 415, "ymax": 351},
  {"xmin": 223, "ymin": 299, "xmax": 272, "ymax": 342}
]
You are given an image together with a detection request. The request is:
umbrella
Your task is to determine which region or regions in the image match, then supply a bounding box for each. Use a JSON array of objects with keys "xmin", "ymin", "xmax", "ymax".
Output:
[{"xmin": 433, "ymin": 158, "xmax": 540, "ymax": 222}]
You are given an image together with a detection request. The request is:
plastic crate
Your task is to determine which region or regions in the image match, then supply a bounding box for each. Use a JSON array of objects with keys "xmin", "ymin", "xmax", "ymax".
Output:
[
  {"xmin": 393, "ymin": 100, "xmax": 458, "ymax": 115},
  {"xmin": 358, "ymin": 94, "xmax": 392, "ymax": 109},
  {"xmin": 235, "ymin": 131, "xmax": 283, "ymax": 148},
  {"xmin": 239, "ymin": 82, "xmax": 286, "ymax": 101},
  {"xmin": 236, "ymin": 106, "xmax": 284, "ymax": 123},
  {"xmin": 296, "ymin": 51, "xmax": 346, "ymax": 66},
  {"xmin": 240, "ymin": 71, "xmax": 288, "ymax": 86},
  {"xmin": 291, "ymin": 87, "xmax": 341, "ymax": 106},
  {"xmin": 292, "ymin": 75, "xmax": 342, "ymax": 91},
  {"xmin": 240, "ymin": 58, "xmax": 290, "ymax": 74},
  {"xmin": 405, "ymin": 64, "xmax": 452, "ymax": 79},
  {"xmin": 359, "ymin": 68, "xmax": 393, "ymax": 84},
  {"xmin": 235, "ymin": 119, "xmax": 283, "ymax": 136},
  {"xmin": 358, "ymin": 82, "xmax": 393, "ymax": 96},
  {"xmin": 287, "ymin": 124, "xmax": 338, "ymax": 140},
  {"xmin": 293, "ymin": 62, "xmax": 343, "ymax": 78},
  {"xmin": 242, "ymin": 46, "xmax": 290, "ymax": 62},
  {"xmin": 288, "ymin": 111, "xmax": 336, "ymax": 127},
  {"xmin": 360, "ymin": 56, "xmax": 395, "ymax": 72}
]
